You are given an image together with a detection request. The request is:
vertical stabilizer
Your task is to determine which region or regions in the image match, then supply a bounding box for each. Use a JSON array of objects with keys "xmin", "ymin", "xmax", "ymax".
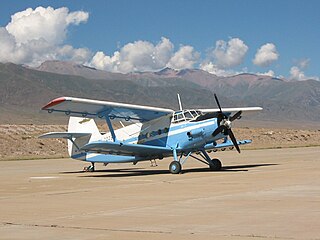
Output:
[{"xmin": 67, "ymin": 117, "xmax": 101, "ymax": 158}]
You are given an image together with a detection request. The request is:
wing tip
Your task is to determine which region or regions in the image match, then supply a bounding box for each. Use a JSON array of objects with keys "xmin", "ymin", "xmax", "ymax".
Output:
[{"xmin": 42, "ymin": 97, "xmax": 66, "ymax": 110}]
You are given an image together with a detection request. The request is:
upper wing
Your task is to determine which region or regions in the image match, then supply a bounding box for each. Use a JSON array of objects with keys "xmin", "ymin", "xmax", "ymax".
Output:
[
  {"xmin": 42, "ymin": 97, "xmax": 174, "ymax": 122},
  {"xmin": 199, "ymin": 107, "xmax": 263, "ymax": 115},
  {"xmin": 81, "ymin": 141, "xmax": 172, "ymax": 157}
]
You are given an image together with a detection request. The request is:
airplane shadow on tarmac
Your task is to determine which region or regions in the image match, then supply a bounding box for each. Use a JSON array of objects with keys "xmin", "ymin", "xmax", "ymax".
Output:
[{"xmin": 62, "ymin": 163, "xmax": 278, "ymax": 178}]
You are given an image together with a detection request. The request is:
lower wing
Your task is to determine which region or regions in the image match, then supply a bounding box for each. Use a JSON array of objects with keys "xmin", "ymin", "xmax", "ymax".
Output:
[
  {"xmin": 81, "ymin": 141, "xmax": 172, "ymax": 157},
  {"xmin": 205, "ymin": 139, "xmax": 252, "ymax": 150},
  {"xmin": 39, "ymin": 132, "xmax": 91, "ymax": 139}
]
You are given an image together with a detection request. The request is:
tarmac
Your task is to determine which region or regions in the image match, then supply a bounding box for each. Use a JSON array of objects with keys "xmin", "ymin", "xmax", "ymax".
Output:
[{"xmin": 1, "ymin": 147, "xmax": 320, "ymax": 240}]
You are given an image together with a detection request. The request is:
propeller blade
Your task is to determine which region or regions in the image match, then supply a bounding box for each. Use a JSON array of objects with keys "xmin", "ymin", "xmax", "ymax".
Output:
[
  {"xmin": 212, "ymin": 125, "xmax": 226, "ymax": 137},
  {"xmin": 213, "ymin": 93, "xmax": 240, "ymax": 153},
  {"xmin": 229, "ymin": 111, "xmax": 242, "ymax": 122},
  {"xmin": 214, "ymin": 93, "xmax": 222, "ymax": 112},
  {"xmin": 228, "ymin": 129, "xmax": 241, "ymax": 153}
]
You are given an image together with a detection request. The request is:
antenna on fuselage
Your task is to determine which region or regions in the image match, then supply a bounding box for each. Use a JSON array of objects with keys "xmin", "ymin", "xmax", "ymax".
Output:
[{"xmin": 177, "ymin": 93, "xmax": 183, "ymax": 111}]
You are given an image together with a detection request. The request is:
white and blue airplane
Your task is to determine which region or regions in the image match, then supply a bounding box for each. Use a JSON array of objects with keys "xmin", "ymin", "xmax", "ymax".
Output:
[{"xmin": 40, "ymin": 94, "xmax": 262, "ymax": 174}]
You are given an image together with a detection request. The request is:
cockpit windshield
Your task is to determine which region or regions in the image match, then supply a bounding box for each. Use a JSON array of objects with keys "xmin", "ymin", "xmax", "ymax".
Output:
[{"xmin": 172, "ymin": 110, "xmax": 202, "ymax": 123}]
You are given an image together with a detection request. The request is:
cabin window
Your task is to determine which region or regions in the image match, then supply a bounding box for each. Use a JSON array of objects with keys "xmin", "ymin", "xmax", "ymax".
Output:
[
  {"xmin": 176, "ymin": 113, "xmax": 184, "ymax": 122},
  {"xmin": 184, "ymin": 111, "xmax": 193, "ymax": 120},
  {"xmin": 190, "ymin": 110, "xmax": 197, "ymax": 117}
]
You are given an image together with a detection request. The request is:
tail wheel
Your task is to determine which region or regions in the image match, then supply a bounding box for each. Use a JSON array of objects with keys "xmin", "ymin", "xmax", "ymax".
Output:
[
  {"xmin": 209, "ymin": 158, "xmax": 222, "ymax": 171},
  {"xmin": 169, "ymin": 161, "xmax": 182, "ymax": 174}
]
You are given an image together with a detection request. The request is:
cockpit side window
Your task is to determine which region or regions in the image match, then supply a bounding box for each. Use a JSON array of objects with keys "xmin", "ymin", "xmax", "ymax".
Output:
[
  {"xmin": 184, "ymin": 111, "xmax": 193, "ymax": 120},
  {"xmin": 190, "ymin": 110, "xmax": 197, "ymax": 117},
  {"xmin": 176, "ymin": 113, "xmax": 184, "ymax": 121},
  {"xmin": 172, "ymin": 112, "xmax": 184, "ymax": 123}
]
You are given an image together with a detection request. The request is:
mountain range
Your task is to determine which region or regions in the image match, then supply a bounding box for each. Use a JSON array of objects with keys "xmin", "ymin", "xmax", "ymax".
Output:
[{"xmin": 1, "ymin": 60, "xmax": 320, "ymax": 126}]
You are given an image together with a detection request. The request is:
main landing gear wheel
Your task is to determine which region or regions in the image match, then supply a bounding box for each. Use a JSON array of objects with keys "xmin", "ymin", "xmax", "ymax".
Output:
[
  {"xmin": 209, "ymin": 158, "xmax": 222, "ymax": 171},
  {"xmin": 169, "ymin": 161, "xmax": 182, "ymax": 174}
]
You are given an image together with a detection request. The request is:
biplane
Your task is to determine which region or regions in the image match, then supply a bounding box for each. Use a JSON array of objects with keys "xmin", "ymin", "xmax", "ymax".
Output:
[{"xmin": 40, "ymin": 94, "xmax": 262, "ymax": 174}]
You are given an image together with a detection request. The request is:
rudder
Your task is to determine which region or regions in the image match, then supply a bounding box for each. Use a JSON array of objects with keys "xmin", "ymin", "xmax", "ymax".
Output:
[{"xmin": 67, "ymin": 117, "xmax": 101, "ymax": 159}]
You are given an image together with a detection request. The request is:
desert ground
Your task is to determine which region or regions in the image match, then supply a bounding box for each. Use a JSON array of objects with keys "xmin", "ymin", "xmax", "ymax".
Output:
[
  {"xmin": 1, "ymin": 124, "xmax": 320, "ymax": 161},
  {"xmin": 1, "ymin": 145, "xmax": 320, "ymax": 239}
]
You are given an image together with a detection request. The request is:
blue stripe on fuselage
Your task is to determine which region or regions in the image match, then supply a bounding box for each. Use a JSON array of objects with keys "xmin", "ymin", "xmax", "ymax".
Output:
[{"xmin": 124, "ymin": 118, "xmax": 217, "ymax": 148}]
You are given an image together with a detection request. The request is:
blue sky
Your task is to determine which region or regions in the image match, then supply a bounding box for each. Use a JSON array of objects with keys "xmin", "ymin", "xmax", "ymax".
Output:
[{"xmin": 1, "ymin": 0, "xmax": 319, "ymax": 80}]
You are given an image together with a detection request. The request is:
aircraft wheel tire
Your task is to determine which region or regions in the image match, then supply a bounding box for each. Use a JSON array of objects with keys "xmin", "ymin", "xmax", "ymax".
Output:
[
  {"xmin": 209, "ymin": 158, "xmax": 222, "ymax": 171},
  {"xmin": 169, "ymin": 161, "xmax": 182, "ymax": 174}
]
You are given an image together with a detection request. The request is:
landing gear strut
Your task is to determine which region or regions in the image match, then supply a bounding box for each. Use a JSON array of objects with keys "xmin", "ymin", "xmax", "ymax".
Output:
[
  {"xmin": 168, "ymin": 149, "xmax": 192, "ymax": 174},
  {"xmin": 150, "ymin": 159, "xmax": 158, "ymax": 167},
  {"xmin": 168, "ymin": 149, "xmax": 223, "ymax": 174},
  {"xmin": 189, "ymin": 150, "xmax": 223, "ymax": 171},
  {"xmin": 84, "ymin": 162, "xmax": 95, "ymax": 172},
  {"xmin": 201, "ymin": 150, "xmax": 222, "ymax": 171}
]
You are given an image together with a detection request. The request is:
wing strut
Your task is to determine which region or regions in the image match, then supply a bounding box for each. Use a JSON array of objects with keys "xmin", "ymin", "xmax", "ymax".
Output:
[
  {"xmin": 105, "ymin": 115, "xmax": 117, "ymax": 142},
  {"xmin": 177, "ymin": 93, "xmax": 183, "ymax": 111}
]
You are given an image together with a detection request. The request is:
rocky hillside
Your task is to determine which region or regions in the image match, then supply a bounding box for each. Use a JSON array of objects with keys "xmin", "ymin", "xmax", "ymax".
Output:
[
  {"xmin": 1, "ymin": 61, "xmax": 320, "ymax": 125},
  {"xmin": 1, "ymin": 62, "xmax": 230, "ymax": 124},
  {"xmin": 35, "ymin": 61, "xmax": 320, "ymax": 122}
]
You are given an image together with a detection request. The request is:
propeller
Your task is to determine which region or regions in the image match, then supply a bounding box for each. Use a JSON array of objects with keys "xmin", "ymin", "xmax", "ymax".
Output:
[{"xmin": 212, "ymin": 94, "xmax": 242, "ymax": 153}]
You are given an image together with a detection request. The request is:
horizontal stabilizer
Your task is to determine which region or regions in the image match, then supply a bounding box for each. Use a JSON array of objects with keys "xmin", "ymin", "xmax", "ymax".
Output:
[
  {"xmin": 81, "ymin": 141, "xmax": 172, "ymax": 157},
  {"xmin": 39, "ymin": 132, "xmax": 91, "ymax": 139}
]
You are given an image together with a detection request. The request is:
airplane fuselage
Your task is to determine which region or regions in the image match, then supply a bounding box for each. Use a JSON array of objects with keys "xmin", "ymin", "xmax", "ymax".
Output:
[
  {"xmin": 135, "ymin": 118, "xmax": 219, "ymax": 151},
  {"xmin": 84, "ymin": 115, "xmax": 224, "ymax": 164}
]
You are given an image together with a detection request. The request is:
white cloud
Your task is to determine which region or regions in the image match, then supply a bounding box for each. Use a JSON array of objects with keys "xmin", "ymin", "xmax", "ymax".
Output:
[
  {"xmin": 289, "ymin": 58, "xmax": 319, "ymax": 81},
  {"xmin": 90, "ymin": 38, "xmax": 199, "ymax": 72},
  {"xmin": 90, "ymin": 51, "xmax": 120, "ymax": 72},
  {"xmin": 120, "ymin": 37, "xmax": 174, "ymax": 72},
  {"xmin": 199, "ymin": 61, "xmax": 235, "ymax": 76},
  {"xmin": 167, "ymin": 45, "xmax": 200, "ymax": 70},
  {"xmin": 66, "ymin": 10, "xmax": 89, "ymax": 25},
  {"xmin": 0, "ymin": 27, "xmax": 25, "ymax": 63},
  {"xmin": 256, "ymin": 70, "xmax": 275, "ymax": 77},
  {"xmin": 0, "ymin": 6, "xmax": 90, "ymax": 66},
  {"xmin": 289, "ymin": 66, "xmax": 319, "ymax": 81},
  {"xmin": 211, "ymin": 38, "xmax": 248, "ymax": 68},
  {"xmin": 200, "ymin": 62, "xmax": 277, "ymax": 78},
  {"xmin": 90, "ymin": 37, "xmax": 174, "ymax": 73},
  {"xmin": 6, "ymin": 6, "xmax": 88, "ymax": 45},
  {"xmin": 290, "ymin": 66, "xmax": 306, "ymax": 80},
  {"xmin": 198, "ymin": 38, "xmax": 248, "ymax": 76},
  {"xmin": 57, "ymin": 45, "xmax": 91, "ymax": 63},
  {"xmin": 154, "ymin": 37, "xmax": 175, "ymax": 67},
  {"xmin": 253, "ymin": 43, "xmax": 279, "ymax": 67}
]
